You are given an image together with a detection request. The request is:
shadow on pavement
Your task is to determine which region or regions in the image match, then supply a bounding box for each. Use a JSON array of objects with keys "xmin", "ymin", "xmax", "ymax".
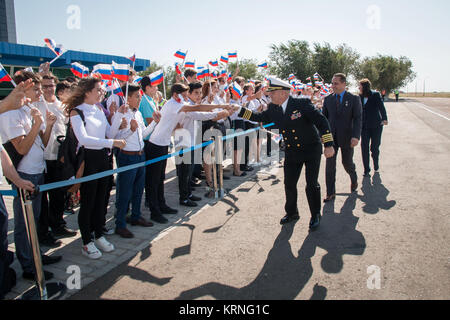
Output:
[{"xmin": 358, "ymin": 173, "xmax": 396, "ymax": 215}]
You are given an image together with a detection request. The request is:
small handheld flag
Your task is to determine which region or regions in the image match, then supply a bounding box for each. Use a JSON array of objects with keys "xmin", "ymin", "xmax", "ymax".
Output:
[
  {"xmin": 184, "ymin": 61, "xmax": 195, "ymax": 68},
  {"xmin": 220, "ymin": 56, "xmax": 229, "ymax": 64},
  {"xmin": 313, "ymin": 73, "xmax": 320, "ymax": 81},
  {"xmin": 257, "ymin": 62, "xmax": 268, "ymax": 69},
  {"xmin": 175, "ymin": 63, "xmax": 182, "ymax": 75},
  {"xmin": 174, "ymin": 50, "xmax": 187, "ymax": 60},
  {"xmin": 0, "ymin": 63, "xmax": 14, "ymax": 83},
  {"xmin": 149, "ymin": 70, "xmax": 164, "ymax": 86},
  {"xmin": 44, "ymin": 38, "xmax": 66, "ymax": 57},
  {"xmin": 230, "ymin": 82, "xmax": 242, "ymax": 98},
  {"xmin": 228, "ymin": 52, "xmax": 238, "ymax": 59},
  {"xmin": 93, "ymin": 64, "xmax": 113, "ymax": 80},
  {"xmin": 133, "ymin": 77, "xmax": 143, "ymax": 84},
  {"xmin": 209, "ymin": 60, "xmax": 219, "ymax": 67},
  {"xmin": 71, "ymin": 62, "xmax": 89, "ymax": 79},
  {"xmin": 288, "ymin": 74, "xmax": 296, "ymax": 81},
  {"xmin": 128, "ymin": 54, "xmax": 136, "ymax": 62},
  {"xmin": 112, "ymin": 61, "xmax": 130, "ymax": 82}
]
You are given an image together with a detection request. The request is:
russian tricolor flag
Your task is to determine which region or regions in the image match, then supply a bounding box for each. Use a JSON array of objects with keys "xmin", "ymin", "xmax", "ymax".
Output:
[
  {"xmin": 174, "ymin": 50, "xmax": 187, "ymax": 60},
  {"xmin": 175, "ymin": 63, "xmax": 182, "ymax": 75},
  {"xmin": 0, "ymin": 63, "xmax": 13, "ymax": 83},
  {"xmin": 220, "ymin": 56, "xmax": 229, "ymax": 64},
  {"xmin": 71, "ymin": 62, "xmax": 89, "ymax": 79},
  {"xmin": 220, "ymin": 69, "xmax": 227, "ymax": 77},
  {"xmin": 112, "ymin": 61, "xmax": 130, "ymax": 82},
  {"xmin": 288, "ymin": 74, "xmax": 296, "ymax": 81},
  {"xmin": 230, "ymin": 82, "xmax": 242, "ymax": 98},
  {"xmin": 44, "ymin": 38, "xmax": 66, "ymax": 57},
  {"xmin": 313, "ymin": 73, "xmax": 320, "ymax": 80},
  {"xmin": 133, "ymin": 77, "xmax": 143, "ymax": 84},
  {"xmin": 149, "ymin": 70, "xmax": 164, "ymax": 86},
  {"xmin": 258, "ymin": 62, "xmax": 268, "ymax": 69},
  {"xmin": 105, "ymin": 80, "xmax": 124, "ymax": 97},
  {"xmin": 198, "ymin": 68, "xmax": 209, "ymax": 80},
  {"xmin": 93, "ymin": 64, "xmax": 113, "ymax": 80},
  {"xmin": 228, "ymin": 52, "xmax": 238, "ymax": 59},
  {"xmin": 209, "ymin": 60, "xmax": 219, "ymax": 67},
  {"xmin": 128, "ymin": 54, "xmax": 136, "ymax": 62},
  {"xmin": 184, "ymin": 61, "xmax": 195, "ymax": 68}
]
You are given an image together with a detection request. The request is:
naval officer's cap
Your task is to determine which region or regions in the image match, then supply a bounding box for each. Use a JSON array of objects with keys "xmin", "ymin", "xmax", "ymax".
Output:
[{"xmin": 266, "ymin": 77, "xmax": 293, "ymax": 92}]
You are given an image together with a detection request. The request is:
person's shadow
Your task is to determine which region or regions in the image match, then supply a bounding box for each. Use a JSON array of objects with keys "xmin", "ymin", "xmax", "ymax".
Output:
[
  {"xmin": 175, "ymin": 194, "xmax": 366, "ymax": 300},
  {"xmin": 359, "ymin": 173, "xmax": 396, "ymax": 214}
]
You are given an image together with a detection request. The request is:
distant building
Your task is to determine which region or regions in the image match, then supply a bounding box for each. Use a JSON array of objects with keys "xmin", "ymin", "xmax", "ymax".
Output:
[{"xmin": 0, "ymin": 0, "xmax": 17, "ymax": 43}]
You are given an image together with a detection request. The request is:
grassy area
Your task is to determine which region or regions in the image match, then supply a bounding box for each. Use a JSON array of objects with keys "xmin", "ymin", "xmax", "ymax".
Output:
[{"xmin": 390, "ymin": 92, "xmax": 450, "ymax": 99}]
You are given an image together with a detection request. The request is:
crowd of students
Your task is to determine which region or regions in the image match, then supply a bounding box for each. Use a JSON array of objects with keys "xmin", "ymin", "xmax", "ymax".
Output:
[{"xmin": 0, "ymin": 61, "xmax": 387, "ymax": 298}]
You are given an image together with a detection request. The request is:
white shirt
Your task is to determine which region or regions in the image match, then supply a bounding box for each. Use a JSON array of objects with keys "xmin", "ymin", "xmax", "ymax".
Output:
[
  {"xmin": 109, "ymin": 109, "xmax": 153, "ymax": 152},
  {"xmin": 0, "ymin": 143, "xmax": 4, "ymax": 185},
  {"xmin": 149, "ymin": 98, "xmax": 186, "ymax": 147},
  {"xmin": 0, "ymin": 106, "xmax": 46, "ymax": 175},
  {"xmin": 213, "ymin": 95, "xmax": 226, "ymax": 124},
  {"xmin": 71, "ymin": 103, "xmax": 114, "ymax": 150},
  {"xmin": 175, "ymin": 101, "xmax": 219, "ymax": 148},
  {"xmin": 229, "ymin": 98, "xmax": 241, "ymax": 121},
  {"xmin": 281, "ymin": 97, "xmax": 289, "ymax": 114},
  {"xmin": 36, "ymin": 99, "xmax": 68, "ymax": 161}
]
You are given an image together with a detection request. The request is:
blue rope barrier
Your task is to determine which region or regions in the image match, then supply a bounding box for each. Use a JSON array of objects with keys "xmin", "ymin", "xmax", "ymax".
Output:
[{"xmin": 0, "ymin": 123, "xmax": 275, "ymax": 197}]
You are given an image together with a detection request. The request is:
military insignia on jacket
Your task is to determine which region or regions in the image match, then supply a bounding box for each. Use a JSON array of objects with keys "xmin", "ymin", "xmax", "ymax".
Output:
[
  {"xmin": 345, "ymin": 101, "xmax": 349, "ymax": 107},
  {"xmin": 291, "ymin": 110, "xmax": 302, "ymax": 120}
]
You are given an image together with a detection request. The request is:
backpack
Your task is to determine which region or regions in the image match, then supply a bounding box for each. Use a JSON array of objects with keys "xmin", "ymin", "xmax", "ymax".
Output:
[{"xmin": 56, "ymin": 108, "xmax": 85, "ymax": 193}]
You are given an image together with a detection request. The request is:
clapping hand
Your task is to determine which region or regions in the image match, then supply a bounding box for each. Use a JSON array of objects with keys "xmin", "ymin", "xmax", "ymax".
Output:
[
  {"xmin": 130, "ymin": 119, "xmax": 138, "ymax": 132},
  {"xmin": 46, "ymin": 110, "xmax": 57, "ymax": 126},
  {"xmin": 119, "ymin": 118, "xmax": 128, "ymax": 130},
  {"xmin": 118, "ymin": 104, "xmax": 128, "ymax": 114}
]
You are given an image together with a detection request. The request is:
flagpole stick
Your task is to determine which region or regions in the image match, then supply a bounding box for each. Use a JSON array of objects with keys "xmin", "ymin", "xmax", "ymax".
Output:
[
  {"xmin": 48, "ymin": 54, "xmax": 63, "ymax": 66},
  {"xmin": 162, "ymin": 70, "xmax": 167, "ymax": 101}
]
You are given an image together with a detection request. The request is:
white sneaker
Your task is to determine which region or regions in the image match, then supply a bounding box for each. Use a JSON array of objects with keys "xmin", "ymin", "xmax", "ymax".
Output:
[
  {"xmin": 82, "ymin": 242, "xmax": 102, "ymax": 259},
  {"xmin": 95, "ymin": 236, "xmax": 115, "ymax": 253}
]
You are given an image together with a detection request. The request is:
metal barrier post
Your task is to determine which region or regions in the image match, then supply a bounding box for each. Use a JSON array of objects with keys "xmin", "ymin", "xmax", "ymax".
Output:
[
  {"xmin": 211, "ymin": 138, "xmax": 218, "ymax": 199},
  {"xmin": 18, "ymin": 189, "xmax": 66, "ymax": 300},
  {"xmin": 217, "ymin": 136, "xmax": 225, "ymax": 198}
]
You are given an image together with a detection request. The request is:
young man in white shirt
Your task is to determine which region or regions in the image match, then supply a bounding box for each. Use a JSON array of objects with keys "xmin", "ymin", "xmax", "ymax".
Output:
[
  {"xmin": 146, "ymin": 83, "xmax": 234, "ymax": 223},
  {"xmin": 1, "ymin": 93, "xmax": 36, "ymax": 298},
  {"xmin": 174, "ymin": 82, "xmax": 230, "ymax": 207},
  {"xmin": 0, "ymin": 71, "xmax": 61, "ymax": 281},
  {"xmin": 37, "ymin": 74, "xmax": 77, "ymax": 246},
  {"xmin": 108, "ymin": 84, "xmax": 154, "ymax": 238}
]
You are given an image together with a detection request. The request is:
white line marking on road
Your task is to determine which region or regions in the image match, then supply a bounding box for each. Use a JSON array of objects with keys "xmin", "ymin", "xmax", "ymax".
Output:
[{"xmin": 409, "ymin": 101, "xmax": 450, "ymax": 121}]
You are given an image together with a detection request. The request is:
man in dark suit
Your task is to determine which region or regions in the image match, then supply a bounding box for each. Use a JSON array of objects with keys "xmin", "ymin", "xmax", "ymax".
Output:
[
  {"xmin": 236, "ymin": 77, "xmax": 335, "ymax": 230},
  {"xmin": 323, "ymin": 73, "xmax": 362, "ymax": 202}
]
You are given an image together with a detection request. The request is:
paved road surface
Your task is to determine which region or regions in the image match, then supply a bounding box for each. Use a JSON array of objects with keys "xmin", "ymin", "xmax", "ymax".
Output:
[{"xmin": 3, "ymin": 98, "xmax": 449, "ymax": 300}]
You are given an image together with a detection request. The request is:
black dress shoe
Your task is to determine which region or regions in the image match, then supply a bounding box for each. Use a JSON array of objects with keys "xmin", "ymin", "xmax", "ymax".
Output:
[
  {"xmin": 39, "ymin": 232, "xmax": 62, "ymax": 248},
  {"xmin": 280, "ymin": 214, "xmax": 300, "ymax": 225},
  {"xmin": 180, "ymin": 199, "xmax": 198, "ymax": 207},
  {"xmin": 323, "ymin": 194, "xmax": 336, "ymax": 203},
  {"xmin": 151, "ymin": 214, "xmax": 169, "ymax": 224},
  {"xmin": 41, "ymin": 254, "xmax": 62, "ymax": 265},
  {"xmin": 363, "ymin": 172, "xmax": 371, "ymax": 178},
  {"xmin": 23, "ymin": 270, "xmax": 54, "ymax": 281},
  {"xmin": 243, "ymin": 165, "xmax": 254, "ymax": 172},
  {"xmin": 52, "ymin": 226, "xmax": 77, "ymax": 238},
  {"xmin": 189, "ymin": 195, "xmax": 202, "ymax": 202},
  {"xmin": 309, "ymin": 215, "xmax": 321, "ymax": 230},
  {"xmin": 160, "ymin": 206, "xmax": 178, "ymax": 214}
]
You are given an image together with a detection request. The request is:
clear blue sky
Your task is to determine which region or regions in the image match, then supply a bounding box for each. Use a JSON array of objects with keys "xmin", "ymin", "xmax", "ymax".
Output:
[{"xmin": 13, "ymin": 0, "xmax": 450, "ymax": 92}]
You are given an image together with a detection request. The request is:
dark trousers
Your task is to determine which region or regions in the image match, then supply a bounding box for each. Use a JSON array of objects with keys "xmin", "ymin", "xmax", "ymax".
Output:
[
  {"xmin": 147, "ymin": 142, "xmax": 168, "ymax": 216},
  {"xmin": 361, "ymin": 126, "xmax": 383, "ymax": 174},
  {"xmin": 0, "ymin": 195, "xmax": 8, "ymax": 298},
  {"xmin": 39, "ymin": 160, "xmax": 66, "ymax": 236},
  {"xmin": 78, "ymin": 149, "xmax": 110, "ymax": 245},
  {"xmin": 116, "ymin": 152, "xmax": 146, "ymax": 229},
  {"xmin": 284, "ymin": 148, "xmax": 322, "ymax": 218},
  {"xmin": 325, "ymin": 144, "xmax": 357, "ymax": 196},
  {"xmin": 176, "ymin": 150, "xmax": 194, "ymax": 201}
]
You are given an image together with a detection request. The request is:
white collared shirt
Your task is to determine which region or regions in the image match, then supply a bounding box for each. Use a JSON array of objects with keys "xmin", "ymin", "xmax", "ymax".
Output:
[
  {"xmin": 71, "ymin": 103, "xmax": 114, "ymax": 150},
  {"xmin": 0, "ymin": 106, "xmax": 46, "ymax": 175},
  {"xmin": 281, "ymin": 97, "xmax": 289, "ymax": 114},
  {"xmin": 36, "ymin": 98, "xmax": 68, "ymax": 161},
  {"xmin": 109, "ymin": 108, "xmax": 153, "ymax": 152},
  {"xmin": 0, "ymin": 143, "xmax": 4, "ymax": 185},
  {"xmin": 149, "ymin": 98, "xmax": 186, "ymax": 147}
]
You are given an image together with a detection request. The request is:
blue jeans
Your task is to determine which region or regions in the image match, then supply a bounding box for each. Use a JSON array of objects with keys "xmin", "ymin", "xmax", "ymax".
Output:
[
  {"xmin": 12, "ymin": 172, "xmax": 44, "ymax": 273},
  {"xmin": 116, "ymin": 153, "xmax": 146, "ymax": 229}
]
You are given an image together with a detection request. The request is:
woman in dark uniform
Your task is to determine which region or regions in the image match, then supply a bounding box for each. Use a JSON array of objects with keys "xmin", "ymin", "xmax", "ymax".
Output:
[{"xmin": 359, "ymin": 79, "xmax": 388, "ymax": 177}]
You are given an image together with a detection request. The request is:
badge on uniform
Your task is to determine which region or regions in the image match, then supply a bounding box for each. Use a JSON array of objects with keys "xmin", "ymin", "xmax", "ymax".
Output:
[
  {"xmin": 291, "ymin": 110, "xmax": 302, "ymax": 120},
  {"xmin": 345, "ymin": 101, "xmax": 349, "ymax": 107}
]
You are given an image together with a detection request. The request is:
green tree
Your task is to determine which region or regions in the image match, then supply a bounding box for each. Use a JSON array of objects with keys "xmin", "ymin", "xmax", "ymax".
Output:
[
  {"xmin": 228, "ymin": 59, "xmax": 262, "ymax": 80},
  {"xmin": 268, "ymin": 40, "xmax": 314, "ymax": 82},
  {"xmin": 139, "ymin": 62, "xmax": 176, "ymax": 99},
  {"xmin": 355, "ymin": 55, "xmax": 416, "ymax": 94}
]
